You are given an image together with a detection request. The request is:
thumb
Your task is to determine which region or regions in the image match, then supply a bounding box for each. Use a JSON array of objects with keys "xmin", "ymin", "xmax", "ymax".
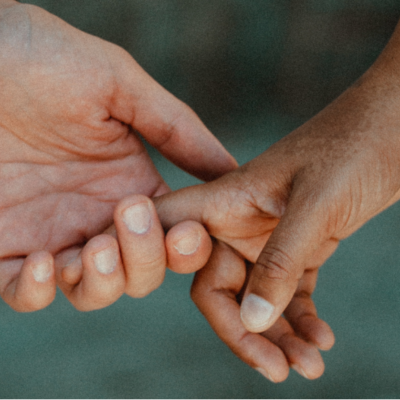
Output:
[
  {"xmin": 240, "ymin": 195, "xmax": 328, "ymax": 333},
  {"xmin": 108, "ymin": 49, "xmax": 238, "ymax": 181}
]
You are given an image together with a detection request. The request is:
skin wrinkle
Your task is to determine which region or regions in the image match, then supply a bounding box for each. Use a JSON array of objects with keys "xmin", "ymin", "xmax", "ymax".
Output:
[
  {"xmin": 54, "ymin": 199, "xmax": 112, "ymax": 251},
  {"xmin": 213, "ymin": 288, "xmax": 238, "ymax": 301},
  {"xmin": 0, "ymin": 163, "xmax": 32, "ymax": 180},
  {"xmin": 236, "ymin": 331, "xmax": 255, "ymax": 356},
  {"xmin": 274, "ymin": 331, "xmax": 295, "ymax": 349},
  {"xmin": 0, "ymin": 170, "xmax": 58, "ymax": 207},
  {"xmin": 206, "ymin": 181, "xmax": 249, "ymax": 228},
  {"xmin": 130, "ymin": 17, "xmax": 400, "ymax": 384},
  {"xmin": 0, "ymin": 191, "xmax": 114, "ymax": 257},
  {"xmin": 151, "ymin": 104, "xmax": 195, "ymax": 151},
  {"xmin": 26, "ymin": 121, "xmax": 109, "ymax": 159},
  {"xmin": 0, "ymin": 158, "xmax": 142, "ymax": 210},
  {"xmin": 103, "ymin": 42, "xmax": 122, "ymax": 120},
  {"xmin": 40, "ymin": 196, "xmax": 68, "ymax": 251},
  {"xmin": 56, "ymin": 166, "xmax": 122, "ymax": 196},
  {"xmin": 1, "ymin": 49, "xmax": 123, "ymax": 160},
  {"xmin": 0, "ymin": 123, "xmax": 56, "ymax": 162},
  {"xmin": 3, "ymin": 125, "xmax": 62, "ymax": 162},
  {"xmin": 255, "ymin": 249, "xmax": 295, "ymax": 283},
  {"xmin": 0, "ymin": 1, "xmax": 241, "ymax": 320}
]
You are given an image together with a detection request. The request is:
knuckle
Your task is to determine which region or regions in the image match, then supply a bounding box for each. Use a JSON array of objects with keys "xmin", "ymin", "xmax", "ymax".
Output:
[
  {"xmin": 129, "ymin": 254, "xmax": 166, "ymax": 272},
  {"xmin": 256, "ymin": 247, "xmax": 295, "ymax": 283}
]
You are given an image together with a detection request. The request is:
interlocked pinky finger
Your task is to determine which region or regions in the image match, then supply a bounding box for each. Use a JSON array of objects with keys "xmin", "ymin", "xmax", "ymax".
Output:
[
  {"xmin": 166, "ymin": 220, "xmax": 212, "ymax": 274},
  {"xmin": 0, "ymin": 251, "xmax": 56, "ymax": 312}
]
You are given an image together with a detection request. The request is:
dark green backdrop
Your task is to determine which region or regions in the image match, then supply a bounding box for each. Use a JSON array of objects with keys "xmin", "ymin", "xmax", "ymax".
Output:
[{"xmin": 4, "ymin": 0, "xmax": 400, "ymax": 397}]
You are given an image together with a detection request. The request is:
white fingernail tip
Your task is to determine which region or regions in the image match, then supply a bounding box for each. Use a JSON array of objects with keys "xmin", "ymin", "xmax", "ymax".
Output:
[
  {"xmin": 291, "ymin": 364, "xmax": 309, "ymax": 379},
  {"xmin": 255, "ymin": 367, "xmax": 275, "ymax": 382},
  {"xmin": 94, "ymin": 247, "xmax": 117, "ymax": 275},
  {"xmin": 32, "ymin": 260, "xmax": 53, "ymax": 283},
  {"xmin": 174, "ymin": 232, "xmax": 201, "ymax": 255},
  {"xmin": 240, "ymin": 294, "xmax": 275, "ymax": 331},
  {"xmin": 122, "ymin": 203, "xmax": 151, "ymax": 234}
]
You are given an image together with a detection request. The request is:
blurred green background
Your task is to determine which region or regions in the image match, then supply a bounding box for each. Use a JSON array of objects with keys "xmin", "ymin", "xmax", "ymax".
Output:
[{"xmin": 5, "ymin": 0, "xmax": 400, "ymax": 397}]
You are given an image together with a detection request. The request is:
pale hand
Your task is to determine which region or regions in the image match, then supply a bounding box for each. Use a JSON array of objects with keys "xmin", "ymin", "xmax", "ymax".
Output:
[{"xmin": 0, "ymin": 1, "xmax": 236, "ymax": 311}]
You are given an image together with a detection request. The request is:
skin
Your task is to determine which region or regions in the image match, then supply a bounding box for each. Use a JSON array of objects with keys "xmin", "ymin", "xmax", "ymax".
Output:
[
  {"xmin": 6, "ymin": 0, "xmax": 400, "ymax": 384},
  {"xmin": 0, "ymin": 0, "xmax": 335, "ymax": 382},
  {"xmin": 151, "ymin": 19, "xmax": 400, "ymax": 381},
  {"xmin": 0, "ymin": 0, "xmax": 237, "ymax": 311}
]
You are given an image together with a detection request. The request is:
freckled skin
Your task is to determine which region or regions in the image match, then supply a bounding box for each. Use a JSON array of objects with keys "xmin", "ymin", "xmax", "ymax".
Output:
[
  {"xmin": 3, "ymin": 0, "xmax": 400, "ymax": 384},
  {"xmin": 153, "ymin": 19, "xmax": 400, "ymax": 382},
  {"xmin": 0, "ymin": 0, "xmax": 340, "ymax": 382}
]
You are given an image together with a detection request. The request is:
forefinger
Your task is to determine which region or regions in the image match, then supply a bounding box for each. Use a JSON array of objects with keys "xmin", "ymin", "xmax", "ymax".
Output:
[
  {"xmin": 191, "ymin": 241, "xmax": 290, "ymax": 382},
  {"xmin": 0, "ymin": 251, "xmax": 56, "ymax": 312}
]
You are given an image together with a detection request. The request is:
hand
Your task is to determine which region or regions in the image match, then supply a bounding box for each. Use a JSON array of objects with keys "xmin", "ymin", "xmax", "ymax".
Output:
[
  {"xmin": 153, "ymin": 22, "xmax": 400, "ymax": 378},
  {"xmin": 191, "ymin": 240, "xmax": 334, "ymax": 382},
  {"xmin": 54, "ymin": 194, "xmax": 213, "ymax": 311},
  {"xmin": 0, "ymin": 2, "xmax": 236, "ymax": 311}
]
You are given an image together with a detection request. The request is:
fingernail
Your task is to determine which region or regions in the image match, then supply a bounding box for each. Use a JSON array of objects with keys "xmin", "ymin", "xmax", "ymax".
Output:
[
  {"xmin": 32, "ymin": 260, "xmax": 53, "ymax": 283},
  {"xmin": 255, "ymin": 367, "xmax": 275, "ymax": 382},
  {"xmin": 174, "ymin": 232, "xmax": 201, "ymax": 255},
  {"xmin": 122, "ymin": 203, "xmax": 151, "ymax": 234},
  {"xmin": 93, "ymin": 247, "xmax": 117, "ymax": 275},
  {"xmin": 291, "ymin": 364, "xmax": 309, "ymax": 379},
  {"xmin": 240, "ymin": 294, "xmax": 275, "ymax": 331}
]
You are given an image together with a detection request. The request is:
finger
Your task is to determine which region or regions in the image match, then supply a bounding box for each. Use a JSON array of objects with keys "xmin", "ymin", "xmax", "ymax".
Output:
[
  {"xmin": 0, "ymin": 251, "xmax": 56, "ymax": 312},
  {"xmin": 192, "ymin": 241, "xmax": 290, "ymax": 383},
  {"xmin": 194, "ymin": 242, "xmax": 330, "ymax": 381},
  {"xmin": 101, "ymin": 217, "xmax": 211, "ymax": 275},
  {"xmin": 241, "ymin": 260, "xmax": 334, "ymax": 353},
  {"xmin": 240, "ymin": 190, "xmax": 329, "ymax": 333},
  {"xmin": 284, "ymin": 240, "xmax": 338, "ymax": 351},
  {"xmin": 165, "ymin": 220, "xmax": 212, "ymax": 274},
  {"xmin": 284, "ymin": 284, "xmax": 335, "ymax": 351},
  {"xmin": 261, "ymin": 317, "xmax": 325, "ymax": 380},
  {"xmin": 114, "ymin": 195, "xmax": 168, "ymax": 298},
  {"xmin": 54, "ymin": 245, "xmax": 83, "ymax": 287},
  {"xmin": 154, "ymin": 184, "xmax": 210, "ymax": 230},
  {"xmin": 55, "ymin": 235, "xmax": 125, "ymax": 311},
  {"xmin": 108, "ymin": 49, "xmax": 238, "ymax": 181},
  {"xmin": 55, "ymin": 245, "xmax": 84, "ymax": 294}
]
